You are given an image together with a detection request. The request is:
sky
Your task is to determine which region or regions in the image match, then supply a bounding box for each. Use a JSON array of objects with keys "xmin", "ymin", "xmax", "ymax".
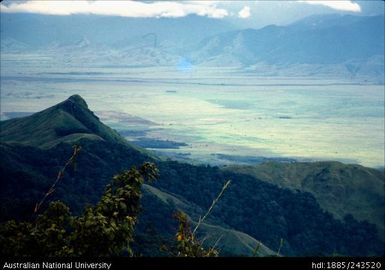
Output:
[{"xmin": 0, "ymin": 0, "xmax": 384, "ymax": 28}]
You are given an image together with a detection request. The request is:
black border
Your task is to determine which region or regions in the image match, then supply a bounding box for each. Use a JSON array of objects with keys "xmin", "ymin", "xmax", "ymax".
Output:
[{"xmin": 1, "ymin": 257, "xmax": 384, "ymax": 270}]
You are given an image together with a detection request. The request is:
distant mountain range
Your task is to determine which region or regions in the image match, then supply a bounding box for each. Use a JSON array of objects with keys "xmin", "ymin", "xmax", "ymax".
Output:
[
  {"xmin": 190, "ymin": 14, "xmax": 384, "ymax": 64},
  {"xmin": 1, "ymin": 95, "xmax": 383, "ymax": 256},
  {"xmin": 0, "ymin": 13, "xmax": 235, "ymax": 50},
  {"xmin": 1, "ymin": 13, "xmax": 384, "ymax": 82}
]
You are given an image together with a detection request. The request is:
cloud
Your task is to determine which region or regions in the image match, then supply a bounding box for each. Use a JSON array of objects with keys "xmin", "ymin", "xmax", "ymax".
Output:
[
  {"xmin": 238, "ymin": 6, "xmax": 251, "ymax": 19},
  {"xmin": 0, "ymin": 0, "xmax": 229, "ymax": 18},
  {"xmin": 299, "ymin": 1, "xmax": 361, "ymax": 12}
]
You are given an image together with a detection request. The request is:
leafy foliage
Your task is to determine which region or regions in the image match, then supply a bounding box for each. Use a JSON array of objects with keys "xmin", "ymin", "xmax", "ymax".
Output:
[
  {"xmin": 155, "ymin": 161, "xmax": 384, "ymax": 256},
  {"xmin": 0, "ymin": 162, "xmax": 158, "ymax": 257},
  {"xmin": 226, "ymin": 161, "xmax": 385, "ymax": 236},
  {"xmin": 174, "ymin": 211, "xmax": 218, "ymax": 257},
  {"xmin": 0, "ymin": 139, "xmax": 150, "ymax": 222},
  {"xmin": 1, "ymin": 95, "xmax": 383, "ymax": 257}
]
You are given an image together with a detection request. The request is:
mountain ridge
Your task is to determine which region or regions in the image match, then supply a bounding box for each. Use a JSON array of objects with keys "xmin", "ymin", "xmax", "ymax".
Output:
[
  {"xmin": 190, "ymin": 14, "xmax": 384, "ymax": 65},
  {"xmin": 0, "ymin": 95, "xmax": 277, "ymax": 256},
  {"xmin": 0, "ymin": 95, "xmax": 134, "ymax": 149},
  {"xmin": 2, "ymin": 14, "xmax": 383, "ymax": 82},
  {"xmin": 0, "ymin": 95, "xmax": 383, "ymax": 256},
  {"xmin": 225, "ymin": 161, "xmax": 385, "ymax": 239}
]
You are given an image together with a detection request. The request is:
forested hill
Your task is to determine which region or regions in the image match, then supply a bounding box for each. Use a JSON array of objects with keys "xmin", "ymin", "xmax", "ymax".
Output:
[
  {"xmin": 0, "ymin": 95, "xmax": 383, "ymax": 256},
  {"xmin": 225, "ymin": 162, "xmax": 385, "ymax": 239}
]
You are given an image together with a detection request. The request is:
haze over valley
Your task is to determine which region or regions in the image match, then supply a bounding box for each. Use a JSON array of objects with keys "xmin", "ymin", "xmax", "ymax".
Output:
[
  {"xmin": 0, "ymin": 0, "xmax": 384, "ymax": 259},
  {"xmin": 1, "ymin": 8, "xmax": 384, "ymax": 168}
]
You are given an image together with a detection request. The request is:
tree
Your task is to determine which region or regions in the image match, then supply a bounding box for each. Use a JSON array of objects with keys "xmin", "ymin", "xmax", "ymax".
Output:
[
  {"xmin": 0, "ymin": 161, "xmax": 219, "ymax": 257},
  {"xmin": 0, "ymin": 162, "xmax": 158, "ymax": 256},
  {"xmin": 174, "ymin": 211, "xmax": 218, "ymax": 257}
]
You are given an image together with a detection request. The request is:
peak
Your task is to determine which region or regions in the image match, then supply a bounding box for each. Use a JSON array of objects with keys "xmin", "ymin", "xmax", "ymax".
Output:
[
  {"xmin": 0, "ymin": 94, "xmax": 130, "ymax": 148},
  {"xmin": 66, "ymin": 95, "xmax": 88, "ymax": 108}
]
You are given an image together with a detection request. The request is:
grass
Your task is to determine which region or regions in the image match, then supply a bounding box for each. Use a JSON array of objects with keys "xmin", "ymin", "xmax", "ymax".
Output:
[
  {"xmin": 143, "ymin": 183, "xmax": 276, "ymax": 256},
  {"xmin": 225, "ymin": 161, "xmax": 385, "ymax": 240}
]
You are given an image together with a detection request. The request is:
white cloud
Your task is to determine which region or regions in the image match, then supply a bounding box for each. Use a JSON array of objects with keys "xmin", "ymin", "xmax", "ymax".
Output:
[
  {"xmin": 299, "ymin": 1, "xmax": 361, "ymax": 12},
  {"xmin": 238, "ymin": 6, "xmax": 251, "ymax": 19},
  {"xmin": 0, "ymin": 0, "xmax": 229, "ymax": 18}
]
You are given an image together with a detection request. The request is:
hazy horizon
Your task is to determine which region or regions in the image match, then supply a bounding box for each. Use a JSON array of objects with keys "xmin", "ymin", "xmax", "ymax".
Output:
[{"xmin": 1, "ymin": 1, "xmax": 384, "ymax": 168}]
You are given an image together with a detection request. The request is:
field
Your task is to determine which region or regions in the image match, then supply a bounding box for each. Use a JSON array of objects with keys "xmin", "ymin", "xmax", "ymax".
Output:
[{"xmin": 1, "ymin": 56, "xmax": 384, "ymax": 168}]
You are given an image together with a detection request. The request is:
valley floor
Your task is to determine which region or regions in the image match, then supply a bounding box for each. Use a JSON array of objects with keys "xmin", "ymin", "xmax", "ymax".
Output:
[{"xmin": 1, "ymin": 64, "xmax": 384, "ymax": 168}]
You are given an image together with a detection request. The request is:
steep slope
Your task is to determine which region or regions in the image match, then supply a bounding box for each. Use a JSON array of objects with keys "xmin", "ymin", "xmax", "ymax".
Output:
[
  {"xmin": 0, "ymin": 95, "xmax": 383, "ymax": 256},
  {"xmin": 0, "ymin": 95, "xmax": 276, "ymax": 256},
  {"xmin": 154, "ymin": 161, "xmax": 384, "ymax": 256},
  {"xmin": 0, "ymin": 95, "xmax": 154, "ymax": 220},
  {"xmin": 189, "ymin": 14, "xmax": 384, "ymax": 81},
  {"xmin": 0, "ymin": 135, "xmax": 151, "ymax": 221},
  {"xmin": 192, "ymin": 14, "xmax": 384, "ymax": 65},
  {"xmin": 0, "ymin": 95, "xmax": 130, "ymax": 149},
  {"xmin": 225, "ymin": 161, "xmax": 385, "ymax": 238},
  {"xmin": 141, "ymin": 184, "xmax": 275, "ymax": 256}
]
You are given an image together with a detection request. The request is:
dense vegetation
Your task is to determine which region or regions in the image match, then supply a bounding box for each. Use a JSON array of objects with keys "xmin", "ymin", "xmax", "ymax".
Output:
[
  {"xmin": 226, "ymin": 162, "xmax": 385, "ymax": 237},
  {"xmin": 0, "ymin": 162, "xmax": 158, "ymax": 256},
  {"xmin": 0, "ymin": 160, "xmax": 220, "ymax": 257},
  {"xmin": 1, "ymin": 95, "xmax": 383, "ymax": 256},
  {"xmin": 0, "ymin": 139, "xmax": 149, "ymax": 222},
  {"xmin": 155, "ymin": 161, "xmax": 383, "ymax": 256}
]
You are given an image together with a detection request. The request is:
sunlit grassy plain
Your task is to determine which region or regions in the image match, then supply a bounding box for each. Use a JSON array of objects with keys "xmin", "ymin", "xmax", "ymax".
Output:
[{"xmin": 1, "ymin": 53, "xmax": 384, "ymax": 168}]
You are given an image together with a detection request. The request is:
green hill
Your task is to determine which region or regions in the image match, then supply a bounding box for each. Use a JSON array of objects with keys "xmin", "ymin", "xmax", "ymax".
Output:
[
  {"xmin": 0, "ymin": 95, "xmax": 155, "ymax": 221},
  {"xmin": 0, "ymin": 95, "xmax": 132, "ymax": 149},
  {"xmin": 142, "ymin": 184, "xmax": 275, "ymax": 256},
  {"xmin": 225, "ymin": 162, "xmax": 385, "ymax": 239},
  {"xmin": 1, "ymin": 95, "xmax": 383, "ymax": 256},
  {"xmin": 0, "ymin": 95, "xmax": 276, "ymax": 256}
]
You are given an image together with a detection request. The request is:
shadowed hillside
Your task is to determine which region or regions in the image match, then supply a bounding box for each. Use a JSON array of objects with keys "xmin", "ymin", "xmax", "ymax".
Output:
[
  {"xmin": 0, "ymin": 95, "xmax": 383, "ymax": 256},
  {"xmin": 225, "ymin": 161, "xmax": 385, "ymax": 239}
]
